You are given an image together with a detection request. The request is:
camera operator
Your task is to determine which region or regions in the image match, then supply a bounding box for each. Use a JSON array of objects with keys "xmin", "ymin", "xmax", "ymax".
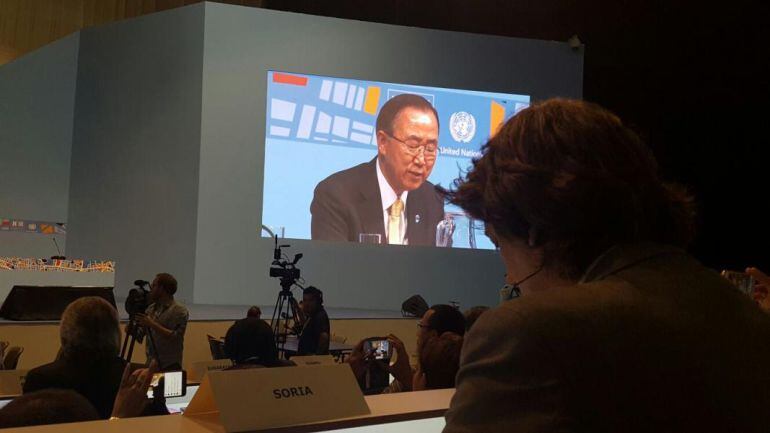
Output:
[
  {"xmin": 135, "ymin": 273, "xmax": 189, "ymax": 371},
  {"xmin": 297, "ymin": 286, "xmax": 329, "ymax": 355}
]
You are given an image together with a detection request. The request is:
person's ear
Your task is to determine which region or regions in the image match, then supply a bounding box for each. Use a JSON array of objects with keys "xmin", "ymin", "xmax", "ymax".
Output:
[
  {"xmin": 376, "ymin": 131, "xmax": 389, "ymax": 156},
  {"xmin": 527, "ymin": 227, "xmax": 539, "ymax": 248}
]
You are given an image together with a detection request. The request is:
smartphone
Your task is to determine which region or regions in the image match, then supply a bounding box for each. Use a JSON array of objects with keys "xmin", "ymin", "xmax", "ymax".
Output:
[
  {"xmin": 146, "ymin": 370, "xmax": 187, "ymax": 399},
  {"xmin": 720, "ymin": 270, "xmax": 755, "ymax": 295},
  {"xmin": 363, "ymin": 337, "xmax": 393, "ymax": 361}
]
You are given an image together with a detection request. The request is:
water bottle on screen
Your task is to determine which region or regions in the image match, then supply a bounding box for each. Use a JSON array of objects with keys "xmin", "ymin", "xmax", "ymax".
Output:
[{"xmin": 436, "ymin": 212, "xmax": 480, "ymax": 249}]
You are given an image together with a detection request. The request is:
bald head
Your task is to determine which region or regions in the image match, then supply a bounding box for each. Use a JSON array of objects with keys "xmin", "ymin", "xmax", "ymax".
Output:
[{"xmin": 247, "ymin": 306, "xmax": 262, "ymax": 319}]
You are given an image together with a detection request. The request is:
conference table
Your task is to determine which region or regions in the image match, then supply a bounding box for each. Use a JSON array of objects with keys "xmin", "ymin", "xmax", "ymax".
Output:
[
  {"xmin": 0, "ymin": 257, "xmax": 115, "ymax": 320},
  {"xmin": 0, "ymin": 388, "xmax": 454, "ymax": 433}
]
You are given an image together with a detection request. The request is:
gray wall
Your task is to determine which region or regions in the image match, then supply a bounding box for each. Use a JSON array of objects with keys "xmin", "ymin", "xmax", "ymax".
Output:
[
  {"xmin": 194, "ymin": 3, "xmax": 583, "ymax": 309},
  {"xmin": 0, "ymin": 2, "xmax": 583, "ymax": 311},
  {"xmin": 65, "ymin": 5, "xmax": 205, "ymax": 301},
  {"xmin": 0, "ymin": 232, "xmax": 66, "ymax": 258},
  {"xmin": 0, "ymin": 33, "xmax": 78, "ymax": 247}
]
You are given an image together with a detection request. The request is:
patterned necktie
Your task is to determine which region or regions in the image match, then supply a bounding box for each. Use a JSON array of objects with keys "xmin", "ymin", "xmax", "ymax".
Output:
[{"xmin": 388, "ymin": 198, "xmax": 404, "ymax": 245}]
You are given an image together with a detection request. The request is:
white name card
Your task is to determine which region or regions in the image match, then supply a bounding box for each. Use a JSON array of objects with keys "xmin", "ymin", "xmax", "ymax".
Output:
[
  {"xmin": 0, "ymin": 369, "xmax": 27, "ymax": 396},
  {"xmin": 189, "ymin": 359, "xmax": 234, "ymax": 382},
  {"xmin": 184, "ymin": 364, "xmax": 370, "ymax": 432},
  {"xmin": 291, "ymin": 354, "xmax": 336, "ymax": 366}
]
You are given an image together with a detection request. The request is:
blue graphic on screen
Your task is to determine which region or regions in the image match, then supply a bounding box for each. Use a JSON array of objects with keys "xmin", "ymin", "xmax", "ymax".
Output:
[{"xmin": 262, "ymin": 71, "xmax": 529, "ymax": 249}]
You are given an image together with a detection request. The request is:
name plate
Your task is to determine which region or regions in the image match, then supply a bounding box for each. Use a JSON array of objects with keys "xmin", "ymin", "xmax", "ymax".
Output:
[
  {"xmin": 291, "ymin": 354, "xmax": 336, "ymax": 367},
  {"xmin": 184, "ymin": 364, "xmax": 370, "ymax": 432},
  {"xmin": 189, "ymin": 359, "xmax": 234, "ymax": 382},
  {"xmin": 0, "ymin": 369, "xmax": 27, "ymax": 396}
]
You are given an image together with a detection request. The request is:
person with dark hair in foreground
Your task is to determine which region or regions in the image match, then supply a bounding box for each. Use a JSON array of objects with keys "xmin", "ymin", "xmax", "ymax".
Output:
[
  {"xmin": 23, "ymin": 297, "xmax": 127, "ymax": 419},
  {"xmin": 224, "ymin": 306, "xmax": 278, "ymax": 366},
  {"xmin": 462, "ymin": 306, "xmax": 489, "ymax": 331},
  {"xmin": 413, "ymin": 332, "xmax": 463, "ymax": 390},
  {"xmin": 136, "ymin": 273, "xmax": 189, "ymax": 371},
  {"xmin": 297, "ymin": 286, "xmax": 330, "ymax": 355},
  {"xmin": 311, "ymin": 93, "xmax": 445, "ymax": 245},
  {"xmin": 388, "ymin": 304, "xmax": 465, "ymax": 392},
  {"xmin": 349, "ymin": 304, "xmax": 465, "ymax": 393},
  {"xmin": 0, "ymin": 390, "xmax": 99, "ymax": 427},
  {"xmin": 442, "ymin": 99, "xmax": 770, "ymax": 432}
]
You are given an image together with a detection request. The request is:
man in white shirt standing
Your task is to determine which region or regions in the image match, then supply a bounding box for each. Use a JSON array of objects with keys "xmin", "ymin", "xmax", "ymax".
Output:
[{"xmin": 311, "ymin": 94, "xmax": 445, "ymax": 246}]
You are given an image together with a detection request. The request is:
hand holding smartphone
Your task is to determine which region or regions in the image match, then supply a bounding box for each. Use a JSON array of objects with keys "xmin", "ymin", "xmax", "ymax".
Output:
[
  {"xmin": 362, "ymin": 337, "xmax": 393, "ymax": 362},
  {"xmin": 720, "ymin": 270, "xmax": 755, "ymax": 295},
  {"xmin": 146, "ymin": 370, "xmax": 187, "ymax": 399}
]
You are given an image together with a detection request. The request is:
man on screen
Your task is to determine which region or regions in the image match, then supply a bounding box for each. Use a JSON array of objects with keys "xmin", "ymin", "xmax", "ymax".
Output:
[{"xmin": 310, "ymin": 94, "xmax": 445, "ymax": 246}]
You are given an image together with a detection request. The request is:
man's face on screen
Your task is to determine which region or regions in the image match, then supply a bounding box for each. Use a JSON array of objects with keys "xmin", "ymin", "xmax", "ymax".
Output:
[{"xmin": 377, "ymin": 107, "xmax": 439, "ymax": 194}]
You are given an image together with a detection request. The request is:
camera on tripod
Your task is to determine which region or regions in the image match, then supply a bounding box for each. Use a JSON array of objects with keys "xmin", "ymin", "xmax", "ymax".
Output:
[
  {"xmin": 120, "ymin": 279, "xmax": 160, "ymax": 364},
  {"xmin": 268, "ymin": 235, "xmax": 306, "ymax": 354},
  {"xmin": 270, "ymin": 236, "xmax": 302, "ymax": 283},
  {"xmin": 125, "ymin": 279, "xmax": 151, "ymax": 318}
]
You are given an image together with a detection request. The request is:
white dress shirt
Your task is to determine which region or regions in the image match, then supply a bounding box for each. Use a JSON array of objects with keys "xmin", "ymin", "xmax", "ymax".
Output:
[{"xmin": 376, "ymin": 158, "xmax": 408, "ymax": 245}]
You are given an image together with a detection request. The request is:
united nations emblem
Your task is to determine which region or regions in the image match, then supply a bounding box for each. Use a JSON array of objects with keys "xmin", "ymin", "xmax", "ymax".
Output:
[{"xmin": 449, "ymin": 111, "xmax": 476, "ymax": 143}]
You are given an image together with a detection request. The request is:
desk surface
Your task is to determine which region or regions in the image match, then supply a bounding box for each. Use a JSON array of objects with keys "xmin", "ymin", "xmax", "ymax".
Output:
[
  {"xmin": 1, "ymin": 388, "xmax": 453, "ymax": 433},
  {"xmin": 278, "ymin": 336, "xmax": 354, "ymax": 354}
]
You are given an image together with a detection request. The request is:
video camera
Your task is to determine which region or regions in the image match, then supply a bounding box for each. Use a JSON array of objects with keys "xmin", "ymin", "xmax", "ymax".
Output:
[
  {"xmin": 125, "ymin": 279, "xmax": 151, "ymax": 317},
  {"xmin": 121, "ymin": 279, "xmax": 156, "ymax": 361},
  {"xmin": 269, "ymin": 235, "xmax": 302, "ymax": 282}
]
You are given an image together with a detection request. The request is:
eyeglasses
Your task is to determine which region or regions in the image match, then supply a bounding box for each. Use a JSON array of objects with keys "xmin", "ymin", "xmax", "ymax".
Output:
[{"xmin": 385, "ymin": 132, "xmax": 438, "ymax": 158}]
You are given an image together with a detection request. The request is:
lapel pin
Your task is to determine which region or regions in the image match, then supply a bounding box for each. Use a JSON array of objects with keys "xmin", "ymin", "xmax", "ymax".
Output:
[{"xmin": 415, "ymin": 214, "xmax": 421, "ymax": 224}]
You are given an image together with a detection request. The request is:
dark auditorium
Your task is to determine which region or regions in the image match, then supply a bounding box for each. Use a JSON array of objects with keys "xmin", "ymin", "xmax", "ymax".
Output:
[{"xmin": 0, "ymin": 1, "xmax": 766, "ymax": 432}]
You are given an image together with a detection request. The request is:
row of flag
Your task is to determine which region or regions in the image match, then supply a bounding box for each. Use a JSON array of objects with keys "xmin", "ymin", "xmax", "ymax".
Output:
[
  {"xmin": 0, "ymin": 218, "xmax": 66, "ymax": 235},
  {"xmin": 0, "ymin": 257, "xmax": 115, "ymax": 273}
]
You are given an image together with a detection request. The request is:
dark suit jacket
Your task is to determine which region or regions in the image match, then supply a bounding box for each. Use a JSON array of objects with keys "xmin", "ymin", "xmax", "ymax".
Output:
[
  {"xmin": 310, "ymin": 158, "xmax": 444, "ymax": 246},
  {"xmin": 23, "ymin": 356, "xmax": 126, "ymax": 419},
  {"xmin": 224, "ymin": 317, "xmax": 278, "ymax": 365},
  {"xmin": 444, "ymin": 243, "xmax": 770, "ymax": 433}
]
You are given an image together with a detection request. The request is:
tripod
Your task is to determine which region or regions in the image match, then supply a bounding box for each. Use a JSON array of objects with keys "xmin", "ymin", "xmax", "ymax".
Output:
[
  {"xmin": 270, "ymin": 276, "xmax": 304, "ymax": 357},
  {"xmin": 120, "ymin": 315, "xmax": 161, "ymax": 367}
]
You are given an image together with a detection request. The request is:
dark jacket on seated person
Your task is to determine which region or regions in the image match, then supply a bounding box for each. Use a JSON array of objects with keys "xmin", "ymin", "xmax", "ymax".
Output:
[
  {"xmin": 23, "ymin": 355, "xmax": 126, "ymax": 419},
  {"xmin": 444, "ymin": 243, "xmax": 770, "ymax": 433},
  {"xmin": 224, "ymin": 317, "xmax": 278, "ymax": 366}
]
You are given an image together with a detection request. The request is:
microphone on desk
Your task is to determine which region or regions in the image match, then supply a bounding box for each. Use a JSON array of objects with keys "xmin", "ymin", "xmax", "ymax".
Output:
[{"xmin": 51, "ymin": 237, "xmax": 65, "ymax": 260}]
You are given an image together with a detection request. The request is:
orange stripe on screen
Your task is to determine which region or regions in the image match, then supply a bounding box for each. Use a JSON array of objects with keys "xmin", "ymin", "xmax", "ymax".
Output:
[
  {"xmin": 273, "ymin": 72, "xmax": 308, "ymax": 86},
  {"xmin": 363, "ymin": 86, "xmax": 381, "ymax": 115},
  {"xmin": 490, "ymin": 100, "xmax": 505, "ymax": 137}
]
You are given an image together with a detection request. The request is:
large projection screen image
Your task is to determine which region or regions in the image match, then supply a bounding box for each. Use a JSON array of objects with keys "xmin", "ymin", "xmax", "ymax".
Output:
[{"xmin": 263, "ymin": 71, "xmax": 530, "ymax": 250}]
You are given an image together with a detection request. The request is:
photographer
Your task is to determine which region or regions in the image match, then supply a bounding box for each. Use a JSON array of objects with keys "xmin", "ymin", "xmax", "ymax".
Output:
[
  {"xmin": 297, "ymin": 286, "xmax": 329, "ymax": 355},
  {"xmin": 135, "ymin": 273, "xmax": 189, "ymax": 371},
  {"xmin": 348, "ymin": 304, "xmax": 465, "ymax": 393}
]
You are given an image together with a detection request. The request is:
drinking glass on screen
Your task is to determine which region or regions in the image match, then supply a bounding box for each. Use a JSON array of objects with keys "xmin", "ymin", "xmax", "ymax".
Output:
[{"xmin": 359, "ymin": 233, "xmax": 382, "ymax": 244}]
